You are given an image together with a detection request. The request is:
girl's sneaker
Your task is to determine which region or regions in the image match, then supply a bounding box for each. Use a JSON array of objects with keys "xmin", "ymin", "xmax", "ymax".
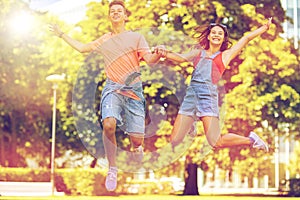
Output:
[{"xmin": 249, "ymin": 132, "xmax": 269, "ymax": 152}]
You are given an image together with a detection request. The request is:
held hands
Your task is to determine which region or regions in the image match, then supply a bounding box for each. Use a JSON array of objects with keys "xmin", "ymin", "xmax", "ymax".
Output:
[
  {"xmin": 264, "ymin": 17, "xmax": 273, "ymax": 30},
  {"xmin": 48, "ymin": 24, "xmax": 64, "ymax": 38},
  {"xmin": 152, "ymin": 45, "xmax": 167, "ymax": 60}
]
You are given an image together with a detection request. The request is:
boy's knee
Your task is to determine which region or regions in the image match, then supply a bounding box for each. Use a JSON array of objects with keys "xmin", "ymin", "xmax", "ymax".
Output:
[{"xmin": 103, "ymin": 118, "xmax": 116, "ymax": 136}]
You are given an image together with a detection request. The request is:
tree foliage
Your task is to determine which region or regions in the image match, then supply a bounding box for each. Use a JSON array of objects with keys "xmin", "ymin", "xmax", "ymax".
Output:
[
  {"xmin": 0, "ymin": 0, "xmax": 54, "ymax": 167},
  {"xmin": 1, "ymin": 0, "xmax": 299, "ymax": 186}
]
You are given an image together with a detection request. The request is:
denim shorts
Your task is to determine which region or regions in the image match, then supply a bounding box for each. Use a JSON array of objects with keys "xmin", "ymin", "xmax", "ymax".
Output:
[
  {"xmin": 178, "ymin": 82, "xmax": 219, "ymax": 119},
  {"xmin": 101, "ymin": 91, "xmax": 145, "ymax": 135}
]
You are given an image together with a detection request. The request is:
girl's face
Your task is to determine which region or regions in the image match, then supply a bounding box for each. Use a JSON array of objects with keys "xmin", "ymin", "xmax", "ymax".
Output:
[
  {"xmin": 109, "ymin": 4, "xmax": 127, "ymax": 23},
  {"xmin": 208, "ymin": 26, "xmax": 225, "ymax": 46}
]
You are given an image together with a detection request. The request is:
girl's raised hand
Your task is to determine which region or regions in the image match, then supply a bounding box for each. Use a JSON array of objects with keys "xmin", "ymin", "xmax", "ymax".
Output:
[{"xmin": 265, "ymin": 17, "xmax": 273, "ymax": 30}]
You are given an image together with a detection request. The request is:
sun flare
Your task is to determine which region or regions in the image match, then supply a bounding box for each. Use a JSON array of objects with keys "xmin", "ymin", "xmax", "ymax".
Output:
[{"xmin": 10, "ymin": 11, "xmax": 34, "ymax": 35}]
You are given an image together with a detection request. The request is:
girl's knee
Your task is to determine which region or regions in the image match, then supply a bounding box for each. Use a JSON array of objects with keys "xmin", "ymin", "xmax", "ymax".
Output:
[
  {"xmin": 213, "ymin": 137, "xmax": 223, "ymax": 148},
  {"xmin": 207, "ymin": 135, "xmax": 222, "ymax": 148}
]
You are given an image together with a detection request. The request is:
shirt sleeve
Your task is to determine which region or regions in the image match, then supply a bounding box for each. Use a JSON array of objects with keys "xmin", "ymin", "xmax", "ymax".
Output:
[
  {"xmin": 90, "ymin": 33, "xmax": 112, "ymax": 51},
  {"xmin": 137, "ymin": 34, "xmax": 151, "ymax": 60}
]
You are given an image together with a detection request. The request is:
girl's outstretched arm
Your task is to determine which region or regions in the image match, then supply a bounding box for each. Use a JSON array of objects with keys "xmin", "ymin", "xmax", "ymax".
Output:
[
  {"xmin": 153, "ymin": 46, "xmax": 200, "ymax": 63},
  {"xmin": 222, "ymin": 17, "xmax": 273, "ymax": 67}
]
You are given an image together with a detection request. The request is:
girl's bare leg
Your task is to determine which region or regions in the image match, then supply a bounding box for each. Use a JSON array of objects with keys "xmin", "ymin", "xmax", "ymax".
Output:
[
  {"xmin": 170, "ymin": 114, "xmax": 195, "ymax": 146},
  {"xmin": 201, "ymin": 116, "xmax": 251, "ymax": 148}
]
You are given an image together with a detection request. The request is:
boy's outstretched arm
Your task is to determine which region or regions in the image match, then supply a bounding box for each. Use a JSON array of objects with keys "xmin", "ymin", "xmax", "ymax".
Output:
[{"xmin": 48, "ymin": 24, "xmax": 93, "ymax": 53}]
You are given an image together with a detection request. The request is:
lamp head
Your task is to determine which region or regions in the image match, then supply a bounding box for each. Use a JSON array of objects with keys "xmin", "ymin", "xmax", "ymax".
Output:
[{"xmin": 46, "ymin": 73, "xmax": 66, "ymax": 83}]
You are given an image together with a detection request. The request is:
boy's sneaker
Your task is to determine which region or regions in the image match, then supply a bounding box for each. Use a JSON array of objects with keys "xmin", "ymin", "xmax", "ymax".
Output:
[
  {"xmin": 132, "ymin": 145, "xmax": 144, "ymax": 163},
  {"xmin": 105, "ymin": 167, "xmax": 118, "ymax": 191},
  {"xmin": 249, "ymin": 131, "xmax": 269, "ymax": 152}
]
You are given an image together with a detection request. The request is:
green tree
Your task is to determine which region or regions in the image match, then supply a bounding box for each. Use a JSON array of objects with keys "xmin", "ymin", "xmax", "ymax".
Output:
[
  {"xmin": 0, "ymin": 0, "xmax": 55, "ymax": 167},
  {"xmin": 225, "ymin": 34, "xmax": 300, "ymax": 185},
  {"xmin": 2, "ymin": 0, "xmax": 298, "ymax": 195},
  {"xmin": 47, "ymin": 0, "xmax": 294, "ymax": 194},
  {"xmin": 0, "ymin": 0, "xmax": 89, "ymax": 168}
]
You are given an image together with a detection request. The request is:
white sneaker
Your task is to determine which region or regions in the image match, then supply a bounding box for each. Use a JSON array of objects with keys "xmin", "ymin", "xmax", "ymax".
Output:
[
  {"xmin": 105, "ymin": 167, "xmax": 117, "ymax": 191},
  {"xmin": 132, "ymin": 146, "xmax": 144, "ymax": 163},
  {"xmin": 249, "ymin": 131, "xmax": 269, "ymax": 152}
]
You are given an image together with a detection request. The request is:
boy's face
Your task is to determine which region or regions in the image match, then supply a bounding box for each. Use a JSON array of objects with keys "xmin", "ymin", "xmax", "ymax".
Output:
[{"xmin": 109, "ymin": 4, "xmax": 128, "ymax": 23}]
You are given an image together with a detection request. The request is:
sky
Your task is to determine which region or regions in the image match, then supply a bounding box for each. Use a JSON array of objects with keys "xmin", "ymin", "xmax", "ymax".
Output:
[{"xmin": 29, "ymin": 0, "xmax": 101, "ymax": 24}]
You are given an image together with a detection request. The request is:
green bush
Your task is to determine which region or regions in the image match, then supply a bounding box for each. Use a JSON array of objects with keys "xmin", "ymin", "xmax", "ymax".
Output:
[
  {"xmin": 56, "ymin": 168, "xmax": 111, "ymax": 196},
  {"xmin": 122, "ymin": 179, "xmax": 179, "ymax": 195},
  {"xmin": 0, "ymin": 167, "xmax": 177, "ymax": 195},
  {"xmin": 0, "ymin": 168, "xmax": 50, "ymax": 182},
  {"xmin": 0, "ymin": 167, "xmax": 126, "ymax": 196}
]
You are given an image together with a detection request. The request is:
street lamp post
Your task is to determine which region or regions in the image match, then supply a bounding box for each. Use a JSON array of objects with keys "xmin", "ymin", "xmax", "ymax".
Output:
[{"xmin": 46, "ymin": 74, "xmax": 65, "ymax": 196}]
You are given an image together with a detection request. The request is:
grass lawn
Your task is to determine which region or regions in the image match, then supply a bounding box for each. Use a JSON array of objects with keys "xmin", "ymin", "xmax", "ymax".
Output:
[{"xmin": 0, "ymin": 195, "xmax": 289, "ymax": 200}]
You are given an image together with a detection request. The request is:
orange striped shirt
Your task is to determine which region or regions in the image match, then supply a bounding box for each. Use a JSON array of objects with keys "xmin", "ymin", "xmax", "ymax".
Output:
[{"xmin": 91, "ymin": 31, "xmax": 151, "ymax": 84}]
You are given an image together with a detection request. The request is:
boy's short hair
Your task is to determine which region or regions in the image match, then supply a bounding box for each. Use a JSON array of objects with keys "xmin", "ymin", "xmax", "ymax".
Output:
[
  {"xmin": 108, "ymin": 0, "xmax": 131, "ymax": 18},
  {"xmin": 109, "ymin": 0, "xmax": 126, "ymax": 9}
]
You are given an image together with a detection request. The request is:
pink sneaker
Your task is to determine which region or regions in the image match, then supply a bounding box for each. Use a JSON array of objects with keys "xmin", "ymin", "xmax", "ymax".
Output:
[
  {"xmin": 249, "ymin": 132, "xmax": 269, "ymax": 152},
  {"xmin": 105, "ymin": 167, "xmax": 117, "ymax": 191}
]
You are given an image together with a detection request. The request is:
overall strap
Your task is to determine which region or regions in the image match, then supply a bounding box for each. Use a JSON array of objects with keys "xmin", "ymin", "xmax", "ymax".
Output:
[{"xmin": 211, "ymin": 52, "xmax": 226, "ymax": 84}]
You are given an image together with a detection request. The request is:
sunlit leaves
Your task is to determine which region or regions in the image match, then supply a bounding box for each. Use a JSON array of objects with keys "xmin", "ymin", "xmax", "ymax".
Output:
[{"xmin": 1, "ymin": 0, "xmax": 297, "ymax": 177}]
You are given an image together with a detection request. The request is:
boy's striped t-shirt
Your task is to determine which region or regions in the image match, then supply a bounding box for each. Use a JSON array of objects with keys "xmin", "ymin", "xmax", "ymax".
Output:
[{"xmin": 91, "ymin": 31, "xmax": 151, "ymax": 84}]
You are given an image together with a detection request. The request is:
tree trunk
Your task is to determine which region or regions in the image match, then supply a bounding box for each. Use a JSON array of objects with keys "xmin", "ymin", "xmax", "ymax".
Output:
[
  {"xmin": 8, "ymin": 112, "xmax": 18, "ymax": 167},
  {"xmin": 0, "ymin": 134, "xmax": 4, "ymax": 166},
  {"xmin": 0, "ymin": 132, "xmax": 11, "ymax": 166},
  {"xmin": 90, "ymin": 157, "xmax": 97, "ymax": 168},
  {"xmin": 183, "ymin": 163, "xmax": 199, "ymax": 195}
]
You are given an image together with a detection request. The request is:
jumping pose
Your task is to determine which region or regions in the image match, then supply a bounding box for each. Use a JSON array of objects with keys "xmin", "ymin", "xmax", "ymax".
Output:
[
  {"xmin": 49, "ymin": 0, "xmax": 163, "ymax": 191},
  {"xmin": 156, "ymin": 18, "xmax": 272, "ymax": 153}
]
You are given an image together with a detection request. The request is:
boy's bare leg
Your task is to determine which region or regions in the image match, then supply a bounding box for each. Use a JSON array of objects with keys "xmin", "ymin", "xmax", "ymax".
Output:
[{"xmin": 102, "ymin": 117, "xmax": 118, "ymax": 191}]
